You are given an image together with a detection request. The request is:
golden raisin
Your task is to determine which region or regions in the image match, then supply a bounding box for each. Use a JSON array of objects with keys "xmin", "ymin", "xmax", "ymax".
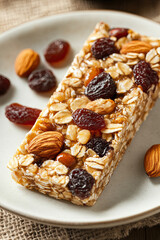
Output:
[
  {"xmin": 84, "ymin": 67, "xmax": 103, "ymax": 86},
  {"xmin": 56, "ymin": 152, "xmax": 76, "ymax": 168}
]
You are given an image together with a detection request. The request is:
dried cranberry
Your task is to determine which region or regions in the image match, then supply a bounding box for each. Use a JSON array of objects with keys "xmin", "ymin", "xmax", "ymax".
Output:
[
  {"xmin": 72, "ymin": 108, "xmax": 105, "ymax": 131},
  {"xmin": 109, "ymin": 28, "xmax": 129, "ymax": 39},
  {"xmin": 86, "ymin": 137, "xmax": 111, "ymax": 157},
  {"xmin": 85, "ymin": 72, "xmax": 116, "ymax": 101},
  {"xmin": 44, "ymin": 40, "xmax": 70, "ymax": 66},
  {"xmin": 5, "ymin": 103, "xmax": 41, "ymax": 125},
  {"xmin": 68, "ymin": 169, "xmax": 95, "ymax": 199},
  {"xmin": 91, "ymin": 37, "xmax": 118, "ymax": 59},
  {"xmin": 28, "ymin": 69, "xmax": 56, "ymax": 92},
  {"xmin": 133, "ymin": 61, "xmax": 158, "ymax": 93},
  {"xmin": 0, "ymin": 75, "xmax": 10, "ymax": 95}
]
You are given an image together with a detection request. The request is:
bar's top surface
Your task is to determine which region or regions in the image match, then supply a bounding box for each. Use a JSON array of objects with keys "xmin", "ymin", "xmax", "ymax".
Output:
[{"xmin": 8, "ymin": 22, "xmax": 160, "ymax": 206}]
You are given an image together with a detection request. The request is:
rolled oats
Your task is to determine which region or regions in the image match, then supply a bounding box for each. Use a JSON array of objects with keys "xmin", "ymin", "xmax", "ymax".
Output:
[
  {"xmin": 50, "ymin": 103, "xmax": 68, "ymax": 112},
  {"xmin": 116, "ymin": 78, "xmax": 133, "ymax": 94},
  {"xmin": 53, "ymin": 110, "xmax": 72, "ymax": 124},
  {"xmin": 71, "ymin": 143, "xmax": 82, "ymax": 156},
  {"xmin": 66, "ymin": 125, "xmax": 78, "ymax": 141},
  {"xmin": 8, "ymin": 22, "xmax": 160, "ymax": 206},
  {"xmin": 70, "ymin": 96, "xmax": 89, "ymax": 111},
  {"xmin": 86, "ymin": 98, "xmax": 115, "ymax": 114}
]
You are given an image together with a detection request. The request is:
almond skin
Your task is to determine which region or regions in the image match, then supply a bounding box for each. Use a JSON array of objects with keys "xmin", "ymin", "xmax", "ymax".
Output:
[
  {"xmin": 144, "ymin": 144, "xmax": 160, "ymax": 177},
  {"xmin": 120, "ymin": 40, "xmax": 152, "ymax": 54},
  {"xmin": 15, "ymin": 48, "xmax": 40, "ymax": 77},
  {"xmin": 28, "ymin": 131, "xmax": 63, "ymax": 158}
]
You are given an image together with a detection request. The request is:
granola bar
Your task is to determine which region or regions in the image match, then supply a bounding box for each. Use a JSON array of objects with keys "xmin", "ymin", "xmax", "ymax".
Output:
[{"xmin": 8, "ymin": 22, "xmax": 160, "ymax": 206}]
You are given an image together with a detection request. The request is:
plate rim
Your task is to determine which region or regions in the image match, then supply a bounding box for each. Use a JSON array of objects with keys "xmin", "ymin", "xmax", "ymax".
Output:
[
  {"xmin": 1, "ymin": 204, "xmax": 160, "ymax": 229},
  {"xmin": 0, "ymin": 9, "xmax": 160, "ymax": 228}
]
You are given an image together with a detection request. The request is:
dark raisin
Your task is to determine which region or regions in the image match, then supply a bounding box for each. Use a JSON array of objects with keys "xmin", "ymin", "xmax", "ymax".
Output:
[
  {"xmin": 72, "ymin": 108, "xmax": 105, "ymax": 131},
  {"xmin": 85, "ymin": 72, "xmax": 116, "ymax": 101},
  {"xmin": 5, "ymin": 103, "xmax": 41, "ymax": 125},
  {"xmin": 86, "ymin": 137, "xmax": 111, "ymax": 157},
  {"xmin": 68, "ymin": 169, "xmax": 95, "ymax": 199},
  {"xmin": 133, "ymin": 61, "xmax": 158, "ymax": 93},
  {"xmin": 0, "ymin": 75, "xmax": 10, "ymax": 95},
  {"xmin": 44, "ymin": 40, "xmax": 70, "ymax": 66},
  {"xmin": 109, "ymin": 28, "xmax": 129, "ymax": 39},
  {"xmin": 28, "ymin": 69, "xmax": 56, "ymax": 92},
  {"xmin": 91, "ymin": 37, "xmax": 118, "ymax": 59}
]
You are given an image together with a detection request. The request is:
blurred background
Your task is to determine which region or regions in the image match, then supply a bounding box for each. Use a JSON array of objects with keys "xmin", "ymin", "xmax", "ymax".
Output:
[{"xmin": 0, "ymin": 0, "xmax": 160, "ymax": 33}]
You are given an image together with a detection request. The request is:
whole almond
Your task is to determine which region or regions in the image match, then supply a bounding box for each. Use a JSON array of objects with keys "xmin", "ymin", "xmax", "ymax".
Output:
[
  {"xmin": 144, "ymin": 144, "xmax": 160, "ymax": 177},
  {"xmin": 120, "ymin": 41, "xmax": 152, "ymax": 54},
  {"xmin": 28, "ymin": 131, "xmax": 63, "ymax": 158},
  {"xmin": 15, "ymin": 48, "xmax": 40, "ymax": 77}
]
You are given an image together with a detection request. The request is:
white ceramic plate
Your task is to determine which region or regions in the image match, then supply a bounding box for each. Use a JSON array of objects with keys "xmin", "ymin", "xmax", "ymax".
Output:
[{"xmin": 0, "ymin": 10, "xmax": 160, "ymax": 229}]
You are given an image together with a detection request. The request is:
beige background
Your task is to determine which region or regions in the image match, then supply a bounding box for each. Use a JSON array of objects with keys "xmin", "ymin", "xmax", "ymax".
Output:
[{"xmin": 0, "ymin": 0, "xmax": 160, "ymax": 239}]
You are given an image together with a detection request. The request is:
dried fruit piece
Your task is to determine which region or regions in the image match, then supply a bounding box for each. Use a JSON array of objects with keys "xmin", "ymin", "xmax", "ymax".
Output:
[
  {"xmin": 0, "ymin": 75, "xmax": 10, "ymax": 95},
  {"xmin": 15, "ymin": 49, "xmax": 40, "ymax": 77},
  {"xmin": 86, "ymin": 137, "xmax": 111, "ymax": 157},
  {"xmin": 91, "ymin": 37, "xmax": 118, "ymax": 59},
  {"xmin": 120, "ymin": 41, "xmax": 152, "ymax": 54},
  {"xmin": 84, "ymin": 67, "xmax": 104, "ymax": 86},
  {"xmin": 144, "ymin": 145, "xmax": 160, "ymax": 177},
  {"xmin": 56, "ymin": 152, "xmax": 76, "ymax": 167},
  {"xmin": 72, "ymin": 108, "xmax": 105, "ymax": 131},
  {"xmin": 28, "ymin": 69, "xmax": 56, "ymax": 92},
  {"xmin": 44, "ymin": 40, "xmax": 70, "ymax": 66},
  {"xmin": 84, "ymin": 72, "xmax": 116, "ymax": 101},
  {"xmin": 109, "ymin": 28, "xmax": 129, "ymax": 39},
  {"xmin": 133, "ymin": 61, "xmax": 158, "ymax": 93},
  {"xmin": 28, "ymin": 131, "xmax": 64, "ymax": 158},
  {"xmin": 5, "ymin": 103, "xmax": 41, "ymax": 125},
  {"xmin": 68, "ymin": 168, "xmax": 95, "ymax": 199}
]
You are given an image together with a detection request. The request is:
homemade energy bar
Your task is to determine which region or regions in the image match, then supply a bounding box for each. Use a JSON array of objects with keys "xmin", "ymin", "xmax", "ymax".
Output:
[{"xmin": 8, "ymin": 22, "xmax": 160, "ymax": 206}]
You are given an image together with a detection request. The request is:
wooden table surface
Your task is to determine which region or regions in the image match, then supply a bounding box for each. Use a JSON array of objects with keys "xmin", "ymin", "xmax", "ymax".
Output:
[{"xmin": 93, "ymin": 1, "xmax": 160, "ymax": 239}]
